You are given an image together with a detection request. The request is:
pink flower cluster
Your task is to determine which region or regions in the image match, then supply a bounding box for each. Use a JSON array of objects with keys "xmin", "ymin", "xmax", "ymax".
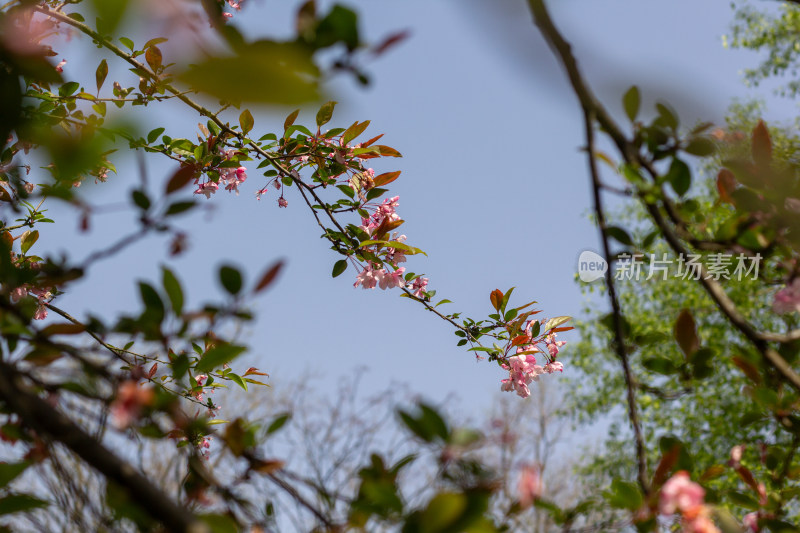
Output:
[
  {"xmin": 359, "ymin": 195, "xmax": 401, "ymax": 237},
  {"xmin": 10, "ymin": 284, "xmax": 52, "ymax": 320},
  {"xmin": 659, "ymin": 472, "xmax": 719, "ymax": 533},
  {"xmin": 500, "ymin": 320, "xmax": 565, "ymax": 398},
  {"xmin": 354, "ymin": 262, "xmax": 405, "ymax": 290},
  {"xmin": 773, "ymin": 279, "xmax": 800, "ymax": 314},
  {"xmin": 194, "ymin": 149, "xmax": 247, "ymax": 198}
]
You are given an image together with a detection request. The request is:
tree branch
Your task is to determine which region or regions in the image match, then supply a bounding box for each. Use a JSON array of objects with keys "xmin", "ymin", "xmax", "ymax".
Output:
[{"xmin": 0, "ymin": 360, "xmax": 208, "ymax": 533}]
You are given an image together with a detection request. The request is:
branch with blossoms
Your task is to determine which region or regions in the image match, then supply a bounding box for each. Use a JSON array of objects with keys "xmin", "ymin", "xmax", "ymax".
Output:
[{"xmin": 0, "ymin": 0, "xmax": 581, "ymax": 530}]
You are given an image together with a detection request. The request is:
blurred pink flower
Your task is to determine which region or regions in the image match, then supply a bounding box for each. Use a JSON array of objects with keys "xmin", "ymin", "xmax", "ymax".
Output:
[
  {"xmin": 773, "ymin": 279, "xmax": 800, "ymax": 314},
  {"xmin": 659, "ymin": 471, "xmax": 705, "ymax": 515},
  {"xmin": 518, "ymin": 464, "xmax": 543, "ymax": 508}
]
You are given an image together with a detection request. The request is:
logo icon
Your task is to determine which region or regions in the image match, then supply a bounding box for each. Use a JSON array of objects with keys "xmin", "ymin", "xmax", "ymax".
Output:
[{"xmin": 578, "ymin": 250, "xmax": 607, "ymax": 282}]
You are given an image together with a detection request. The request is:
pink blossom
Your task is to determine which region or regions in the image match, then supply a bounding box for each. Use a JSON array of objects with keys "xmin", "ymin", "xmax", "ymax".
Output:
[
  {"xmin": 685, "ymin": 512, "xmax": 720, "ymax": 533},
  {"xmin": 730, "ymin": 444, "xmax": 744, "ymax": 465},
  {"xmin": 544, "ymin": 332, "xmax": 566, "ymax": 358},
  {"xmin": 10, "ymin": 286, "xmax": 27, "ymax": 303},
  {"xmin": 501, "ymin": 354, "xmax": 544, "ymax": 398},
  {"xmin": 773, "ymin": 279, "xmax": 800, "ymax": 314},
  {"xmin": 518, "ymin": 464, "xmax": 543, "ymax": 508},
  {"xmin": 255, "ymin": 186, "xmax": 270, "ymax": 200},
  {"xmin": 23, "ymin": 182, "xmax": 34, "ymax": 194},
  {"xmin": 743, "ymin": 512, "xmax": 759, "ymax": 532},
  {"xmin": 110, "ymin": 381, "xmax": 155, "ymax": 429},
  {"xmin": 410, "ymin": 277, "xmax": 429, "ymax": 298},
  {"xmin": 55, "ymin": 59, "xmax": 66, "ymax": 73},
  {"xmin": 278, "ymin": 197, "xmax": 288, "ymax": 208},
  {"xmin": 194, "ymin": 181, "xmax": 218, "ymax": 199},
  {"xmin": 33, "ymin": 302, "xmax": 47, "ymax": 320},
  {"xmin": 379, "ymin": 267, "xmax": 405, "ymax": 289},
  {"xmin": 659, "ymin": 471, "xmax": 705, "ymax": 515},
  {"xmin": 544, "ymin": 361, "xmax": 563, "ymax": 373},
  {"xmin": 354, "ymin": 262, "xmax": 382, "ymax": 290},
  {"xmin": 222, "ymin": 166, "xmax": 247, "ymax": 194}
]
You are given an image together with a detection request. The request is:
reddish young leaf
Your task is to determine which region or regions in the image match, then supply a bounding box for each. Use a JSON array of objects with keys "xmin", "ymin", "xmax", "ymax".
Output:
[
  {"xmin": 552, "ymin": 326, "xmax": 574, "ymax": 333},
  {"xmin": 752, "ymin": 119, "xmax": 772, "ymax": 168},
  {"xmin": 375, "ymin": 145, "xmax": 402, "ymax": 157},
  {"xmin": 716, "ymin": 168, "xmax": 736, "ymax": 205},
  {"xmin": 373, "ymin": 171, "xmax": 401, "ymax": 187},
  {"xmin": 41, "ymin": 323, "xmax": 86, "ymax": 336},
  {"xmin": 674, "ymin": 309, "xmax": 699, "ymax": 358},
  {"xmin": 251, "ymin": 459, "xmax": 285, "ymax": 474},
  {"xmin": 652, "ymin": 446, "xmax": 680, "ymax": 488},
  {"xmin": 145, "ymin": 45, "xmax": 163, "ymax": 72},
  {"xmin": 165, "ymin": 165, "xmax": 199, "ymax": 194},
  {"xmin": 254, "ymin": 260, "xmax": 285, "ymax": 293},
  {"xmin": 511, "ymin": 335, "xmax": 532, "ymax": 347},
  {"xmin": 733, "ymin": 464, "xmax": 761, "ymax": 495},
  {"xmin": 361, "ymin": 133, "xmax": 384, "ymax": 147},
  {"xmin": 372, "ymin": 30, "xmax": 411, "ymax": 56},
  {"xmin": 148, "ymin": 363, "xmax": 158, "ymax": 379},
  {"xmin": 284, "ymin": 109, "xmax": 300, "ymax": 131},
  {"xmin": 490, "ymin": 289, "xmax": 503, "ymax": 311},
  {"xmin": 95, "ymin": 59, "xmax": 108, "ymax": 92},
  {"xmin": 342, "ymin": 120, "xmax": 370, "ymax": 146},
  {"xmin": 243, "ymin": 367, "xmax": 269, "ymax": 377},
  {"xmin": 732, "ymin": 356, "xmax": 762, "ymax": 384}
]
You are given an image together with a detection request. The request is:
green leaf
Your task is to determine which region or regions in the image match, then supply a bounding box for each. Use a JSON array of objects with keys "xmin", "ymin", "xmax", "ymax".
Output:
[
  {"xmin": 655, "ymin": 102, "xmax": 678, "ymax": 130},
  {"xmin": 147, "ymin": 127, "xmax": 165, "ymax": 144},
  {"xmin": 316, "ymin": 101, "xmax": 337, "ymax": 127},
  {"xmin": 179, "ymin": 41, "xmax": 319, "ymax": 104},
  {"xmin": 267, "ymin": 413, "xmax": 291, "ymax": 435},
  {"xmin": 119, "ymin": 37, "xmax": 134, "ymax": 51},
  {"xmin": 161, "ymin": 267, "xmax": 183, "ymax": 315},
  {"xmin": 623, "ymin": 85, "xmax": 640, "ymax": 122},
  {"xmin": 0, "ymin": 462, "xmax": 29, "ymax": 489},
  {"xmin": 195, "ymin": 344, "xmax": 247, "ymax": 373},
  {"xmin": 131, "ymin": 189, "xmax": 150, "ymax": 211},
  {"xmin": 314, "ymin": 5, "xmax": 360, "ymax": 52},
  {"xmin": 239, "ymin": 109, "xmax": 254, "ymax": 135},
  {"xmin": 605, "ymin": 226, "xmax": 633, "ymax": 246},
  {"xmin": 95, "ymin": 59, "xmax": 108, "ymax": 92},
  {"xmin": 219, "ymin": 265, "xmax": 243, "ymax": 295},
  {"xmin": 138, "ymin": 282, "xmax": 165, "ymax": 322},
  {"xmin": 199, "ymin": 513, "xmax": 238, "ymax": 533},
  {"xmin": 419, "ymin": 493, "xmax": 467, "ymax": 533},
  {"xmin": 90, "ymin": 0, "xmax": 130, "ymax": 33},
  {"xmin": 164, "ymin": 201, "xmax": 196, "ymax": 216},
  {"xmin": 0, "ymin": 494, "xmax": 47, "ymax": 516},
  {"xmin": 228, "ymin": 373, "xmax": 247, "ymax": 392},
  {"xmin": 59, "ymin": 82, "xmax": 80, "ymax": 97},
  {"xmin": 544, "ymin": 316, "xmax": 572, "ymax": 332},
  {"xmin": 359, "ymin": 240, "xmax": 427, "ymax": 256},
  {"xmin": 20, "ymin": 230, "xmax": 38, "ymax": 254},
  {"xmin": 642, "ymin": 356, "xmax": 679, "ymax": 375},
  {"xmin": 603, "ymin": 479, "xmax": 642, "ymax": 510},
  {"xmin": 332, "ymin": 259, "xmax": 347, "ymax": 278},
  {"xmin": 666, "ymin": 158, "xmax": 691, "ymax": 196},
  {"xmin": 684, "ymin": 137, "xmax": 715, "ymax": 157}
]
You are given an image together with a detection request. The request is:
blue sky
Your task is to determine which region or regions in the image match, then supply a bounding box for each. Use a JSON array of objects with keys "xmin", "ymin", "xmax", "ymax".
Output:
[{"xmin": 41, "ymin": 0, "xmax": 782, "ymax": 417}]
